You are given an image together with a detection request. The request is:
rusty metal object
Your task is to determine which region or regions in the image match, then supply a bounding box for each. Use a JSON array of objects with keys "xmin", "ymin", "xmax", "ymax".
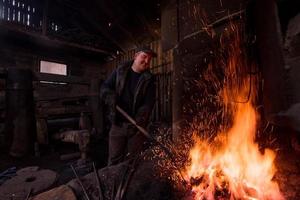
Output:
[
  {"xmin": 0, "ymin": 169, "xmax": 57, "ymax": 199},
  {"xmin": 31, "ymin": 185, "xmax": 77, "ymax": 200},
  {"xmin": 53, "ymin": 130, "xmax": 90, "ymax": 160}
]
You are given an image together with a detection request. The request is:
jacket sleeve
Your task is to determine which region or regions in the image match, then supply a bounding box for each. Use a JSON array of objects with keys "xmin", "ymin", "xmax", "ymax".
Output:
[
  {"xmin": 100, "ymin": 69, "xmax": 117, "ymax": 102},
  {"xmin": 135, "ymin": 76, "xmax": 156, "ymax": 127}
]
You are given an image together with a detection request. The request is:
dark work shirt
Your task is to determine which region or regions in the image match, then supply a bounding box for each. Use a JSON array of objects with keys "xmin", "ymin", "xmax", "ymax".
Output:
[
  {"xmin": 117, "ymin": 67, "xmax": 142, "ymax": 122},
  {"xmin": 101, "ymin": 62, "xmax": 156, "ymax": 126}
]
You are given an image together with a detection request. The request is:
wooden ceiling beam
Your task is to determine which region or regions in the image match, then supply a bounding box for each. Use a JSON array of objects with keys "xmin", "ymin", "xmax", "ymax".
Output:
[
  {"xmin": 55, "ymin": 0, "xmax": 128, "ymax": 53},
  {"xmin": 0, "ymin": 23, "xmax": 112, "ymax": 55}
]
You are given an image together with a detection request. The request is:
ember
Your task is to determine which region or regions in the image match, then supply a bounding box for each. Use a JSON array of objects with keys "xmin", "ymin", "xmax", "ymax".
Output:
[{"xmin": 183, "ymin": 22, "xmax": 285, "ymax": 200}]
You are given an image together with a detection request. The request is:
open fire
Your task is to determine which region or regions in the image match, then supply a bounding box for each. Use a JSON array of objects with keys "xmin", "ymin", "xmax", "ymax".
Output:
[
  {"xmin": 184, "ymin": 101, "xmax": 284, "ymax": 200},
  {"xmin": 182, "ymin": 23, "xmax": 285, "ymax": 200}
]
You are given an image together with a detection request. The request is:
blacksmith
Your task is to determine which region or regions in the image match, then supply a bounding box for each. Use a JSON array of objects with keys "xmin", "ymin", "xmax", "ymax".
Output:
[{"xmin": 100, "ymin": 46, "xmax": 156, "ymax": 166}]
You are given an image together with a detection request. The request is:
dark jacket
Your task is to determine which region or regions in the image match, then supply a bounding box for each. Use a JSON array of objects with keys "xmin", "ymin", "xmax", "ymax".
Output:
[{"xmin": 100, "ymin": 60, "xmax": 156, "ymax": 126}]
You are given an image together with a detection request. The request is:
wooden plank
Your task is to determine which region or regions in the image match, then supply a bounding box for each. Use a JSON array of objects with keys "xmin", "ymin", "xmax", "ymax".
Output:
[
  {"xmin": 36, "ymin": 106, "xmax": 91, "ymax": 118},
  {"xmin": 0, "ymin": 23, "xmax": 112, "ymax": 55},
  {"xmin": 34, "ymin": 94, "xmax": 90, "ymax": 102},
  {"xmin": 34, "ymin": 73, "xmax": 90, "ymax": 85}
]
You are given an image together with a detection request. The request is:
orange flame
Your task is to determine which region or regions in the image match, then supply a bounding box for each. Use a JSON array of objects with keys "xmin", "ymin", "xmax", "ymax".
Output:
[
  {"xmin": 185, "ymin": 101, "xmax": 284, "ymax": 199},
  {"xmin": 184, "ymin": 23, "xmax": 284, "ymax": 200}
]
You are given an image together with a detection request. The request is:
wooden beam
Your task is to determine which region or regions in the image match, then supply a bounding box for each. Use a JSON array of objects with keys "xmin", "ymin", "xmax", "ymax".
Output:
[
  {"xmin": 35, "ymin": 94, "xmax": 89, "ymax": 102},
  {"xmin": 34, "ymin": 72, "xmax": 90, "ymax": 85},
  {"xmin": 52, "ymin": 0, "xmax": 122, "ymax": 55},
  {"xmin": 42, "ymin": 0, "xmax": 49, "ymax": 36},
  {"xmin": 36, "ymin": 106, "xmax": 91, "ymax": 118},
  {"xmin": 0, "ymin": 22, "xmax": 112, "ymax": 55}
]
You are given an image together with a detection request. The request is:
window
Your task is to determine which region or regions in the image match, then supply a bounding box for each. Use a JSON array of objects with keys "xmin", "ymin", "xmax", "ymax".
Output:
[
  {"xmin": 40, "ymin": 60, "xmax": 67, "ymax": 84},
  {"xmin": 40, "ymin": 60, "xmax": 67, "ymax": 75}
]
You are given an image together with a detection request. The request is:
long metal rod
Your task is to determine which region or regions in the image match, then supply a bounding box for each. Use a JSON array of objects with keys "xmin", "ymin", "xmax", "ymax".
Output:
[
  {"xmin": 92, "ymin": 162, "xmax": 103, "ymax": 200},
  {"xmin": 119, "ymin": 157, "xmax": 139, "ymax": 199},
  {"xmin": 116, "ymin": 105, "xmax": 187, "ymax": 184},
  {"xmin": 71, "ymin": 165, "xmax": 91, "ymax": 200},
  {"xmin": 24, "ymin": 188, "xmax": 32, "ymax": 200}
]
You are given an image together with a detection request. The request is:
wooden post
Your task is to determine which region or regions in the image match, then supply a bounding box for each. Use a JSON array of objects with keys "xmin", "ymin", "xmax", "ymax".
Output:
[
  {"xmin": 42, "ymin": 0, "xmax": 49, "ymax": 36},
  {"xmin": 254, "ymin": 0, "xmax": 286, "ymax": 122},
  {"xmin": 89, "ymin": 79, "xmax": 104, "ymax": 138},
  {"xmin": 5, "ymin": 68, "xmax": 36, "ymax": 157}
]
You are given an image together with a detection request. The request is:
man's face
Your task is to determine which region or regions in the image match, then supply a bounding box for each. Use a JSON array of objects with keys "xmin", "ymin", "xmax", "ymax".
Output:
[{"xmin": 133, "ymin": 52, "xmax": 152, "ymax": 72}]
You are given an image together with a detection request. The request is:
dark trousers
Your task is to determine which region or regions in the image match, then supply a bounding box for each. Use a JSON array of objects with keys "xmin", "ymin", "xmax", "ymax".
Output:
[{"xmin": 108, "ymin": 123, "xmax": 147, "ymax": 166}]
